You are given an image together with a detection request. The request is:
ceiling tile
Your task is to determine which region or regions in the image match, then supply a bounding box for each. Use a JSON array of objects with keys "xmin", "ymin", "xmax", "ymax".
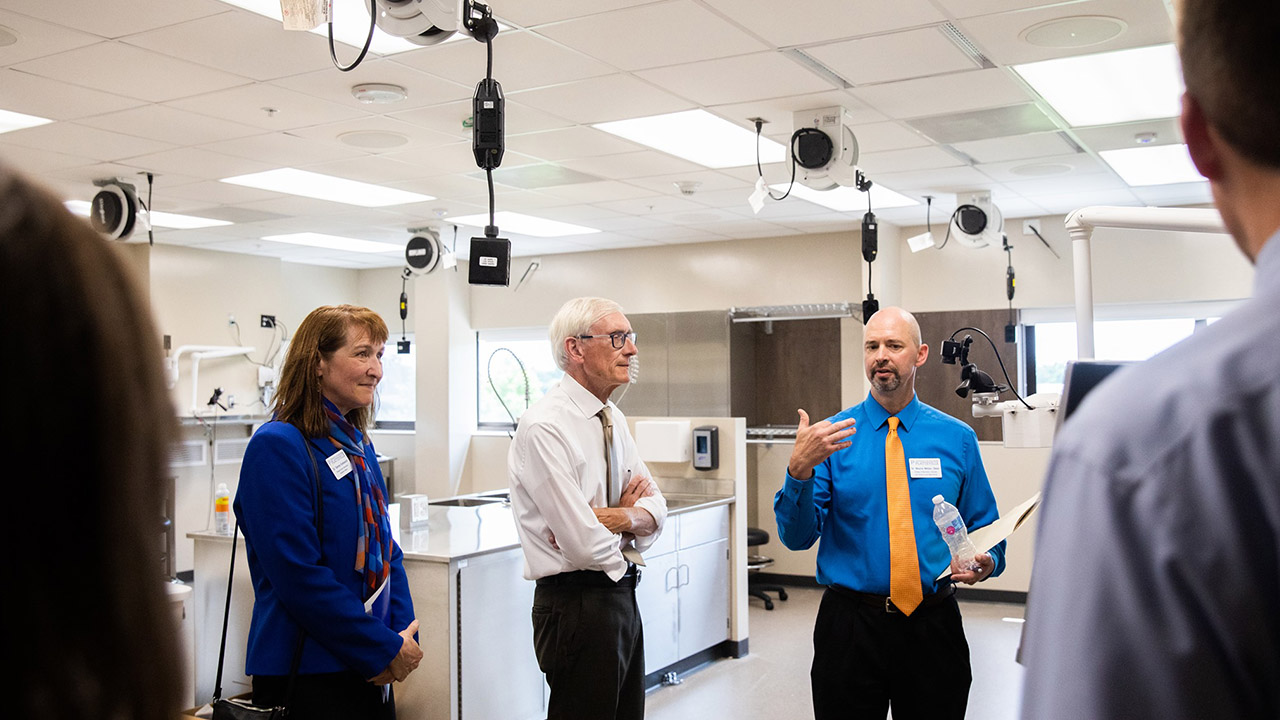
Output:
[
  {"xmin": 287, "ymin": 115, "xmax": 458, "ymax": 153},
  {"xmin": 0, "ymin": 69, "xmax": 144, "ymax": 119},
  {"xmin": 272, "ymin": 58, "xmax": 471, "ymax": 111},
  {"xmin": 625, "ymin": 169, "xmax": 751, "ymax": 196},
  {"xmin": 956, "ymin": 0, "xmax": 1175, "ymax": 66},
  {"xmin": 0, "ymin": 8, "xmax": 101, "ymax": 65},
  {"xmin": 14, "ymin": 41, "xmax": 250, "ymax": 102},
  {"xmin": 850, "ymin": 68, "xmax": 1033, "ymax": 119},
  {"xmin": 119, "ymin": 146, "xmax": 276, "ymax": 180},
  {"xmin": 700, "ymin": 0, "xmax": 946, "ymax": 48},
  {"xmin": 907, "ymin": 103, "xmax": 1059, "ymax": 144},
  {"xmin": 79, "ymin": 105, "xmax": 264, "ymax": 146},
  {"xmin": 712, "ymin": 89, "xmax": 886, "ymax": 139},
  {"xmin": 538, "ymin": 180, "xmax": 660, "ymax": 204},
  {"xmin": 510, "ymin": 74, "xmax": 692, "ymax": 124},
  {"xmin": 806, "ymin": 27, "xmax": 979, "ymax": 86},
  {"xmin": 635, "ymin": 52, "xmax": 834, "ymax": 106},
  {"xmin": 848, "ymin": 122, "xmax": 931, "ymax": 153},
  {"xmin": 8, "ymin": 0, "xmax": 228, "ymax": 39},
  {"xmin": 933, "ymin": 0, "xmax": 1066, "ymax": 18},
  {"xmin": 558, "ymin": 150, "xmax": 705, "ymax": 179},
  {"xmin": 536, "ymin": 0, "xmax": 766, "ymax": 71},
  {"xmin": 494, "ymin": 0, "xmax": 657, "ymax": 28},
  {"xmin": 1003, "ymin": 172, "xmax": 1129, "ymax": 198},
  {"xmin": 392, "ymin": 30, "xmax": 614, "ymax": 92},
  {"xmin": 872, "ymin": 165, "xmax": 1001, "ymax": 194},
  {"xmin": 200, "ymin": 131, "xmax": 369, "ymax": 167},
  {"xmin": 123, "ymin": 11, "xmax": 333, "ymax": 80},
  {"xmin": 508, "ymin": 126, "xmax": 641, "ymax": 162},
  {"xmin": 1029, "ymin": 187, "xmax": 1142, "ymax": 214},
  {"xmin": 0, "ymin": 121, "xmax": 175, "ymax": 162},
  {"xmin": 856, "ymin": 146, "xmax": 965, "ymax": 175},
  {"xmin": 166, "ymin": 83, "xmax": 368, "ymax": 130},
  {"xmin": 951, "ymin": 131, "xmax": 1076, "ymax": 164},
  {"xmin": 1131, "ymin": 181, "xmax": 1211, "ymax": 207},
  {"xmin": 1070, "ymin": 117, "xmax": 1183, "ymax": 152},
  {"xmin": 978, "ymin": 151, "xmax": 1108, "ymax": 182},
  {"xmin": 0, "ymin": 143, "xmax": 88, "ymax": 173}
]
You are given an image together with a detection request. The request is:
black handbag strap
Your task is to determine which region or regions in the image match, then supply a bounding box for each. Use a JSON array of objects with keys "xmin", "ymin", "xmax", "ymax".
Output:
[{"xmin": 213, "ymin": 434, "xmax": 326, "ymax": 705}]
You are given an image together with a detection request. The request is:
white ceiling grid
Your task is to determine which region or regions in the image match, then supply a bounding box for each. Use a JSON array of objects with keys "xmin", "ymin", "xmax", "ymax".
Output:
[{"xmin": 0, "ymin": 0, "xmax": 1195, "ymax": 267}]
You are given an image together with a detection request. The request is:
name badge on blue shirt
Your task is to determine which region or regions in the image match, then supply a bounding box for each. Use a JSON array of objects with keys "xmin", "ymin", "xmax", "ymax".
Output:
[{"xmin": 909, "ymin": 457, "xmax": 942, "ymax": 479}]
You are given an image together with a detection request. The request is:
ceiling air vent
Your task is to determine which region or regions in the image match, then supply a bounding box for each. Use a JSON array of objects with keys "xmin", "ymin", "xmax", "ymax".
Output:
[{"xmin": 938, "ymin": 22, "xmax": 996, "ymax": 70}]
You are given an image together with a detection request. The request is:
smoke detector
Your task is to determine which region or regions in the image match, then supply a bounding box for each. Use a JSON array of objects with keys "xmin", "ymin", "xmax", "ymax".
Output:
[
  {"xmin": 351, "ymin": 83, "xmax": 408, "ymax": 104},
  {"xmin": 674, "ymin": 180, "xmax": 702, "ymax": 196}
]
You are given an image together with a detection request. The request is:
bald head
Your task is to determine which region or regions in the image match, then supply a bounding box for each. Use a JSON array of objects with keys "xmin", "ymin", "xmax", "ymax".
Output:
[{"xmin": 866, "ymin": 307, "xmax": 922, "ymax": 349}]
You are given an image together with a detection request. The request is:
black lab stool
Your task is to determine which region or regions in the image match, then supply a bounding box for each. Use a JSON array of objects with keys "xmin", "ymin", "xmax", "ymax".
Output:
[{"xmin": 747, "ymin": 527, "xmax": 788, "ymax": 610}]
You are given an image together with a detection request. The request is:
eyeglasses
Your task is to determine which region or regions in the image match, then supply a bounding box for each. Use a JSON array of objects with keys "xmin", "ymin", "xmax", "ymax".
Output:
[{"xmin": 577, "ymin": 331, "xmax": 637, "ymax": 349}]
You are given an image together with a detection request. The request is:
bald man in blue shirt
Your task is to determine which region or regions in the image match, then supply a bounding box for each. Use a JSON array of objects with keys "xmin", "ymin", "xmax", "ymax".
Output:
[{"xmin": 775, "ymin": 306, "xmax": 1005, "ymax": 720}]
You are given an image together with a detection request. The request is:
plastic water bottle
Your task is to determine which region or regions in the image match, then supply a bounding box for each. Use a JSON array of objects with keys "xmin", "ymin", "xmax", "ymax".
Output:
[
  {"xmin": 214, "ymin": 483, "xmax": 231, "ymax": 536},
  {"xmin": 932, "ymin": 495, "xmax": 979, "ymax": 571}
]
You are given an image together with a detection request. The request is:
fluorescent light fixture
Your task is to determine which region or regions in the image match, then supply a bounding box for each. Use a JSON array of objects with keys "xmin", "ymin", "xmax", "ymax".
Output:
[
  {"xmin": 1013, "ymin": 43, "xmax": 1183, "ymax": 126},
  {"xmin": 0, "ymin": 108, "xmax": 53, "ymax": 134},
  {"xmin": 595, "ymin": 109, "xmax": 786, "ymax": 169},
  {"xmin": 216, "ymin": 0, "xmax": 497, "ymax": 54},
  {"xmin": 221, "ymin": 168, "xmax": 433, "ymax": 207},
  {"xmin": 64, "ymin": 200, "xmax": 233, "ymax": 229},
  {"xmin": 260, "ymin": 232, "xmax": 402, "ymax": 253},
  {"xmin": 449, "ymin": 211, "xmax": 600, "ymax": 237},
  {"xmin": 1099, "ymin": 143, "xmax": 1204, "ymax": 186},
  {"xmin": 770, "ymin": 181, "xmax": 919, "ymax": 212}
]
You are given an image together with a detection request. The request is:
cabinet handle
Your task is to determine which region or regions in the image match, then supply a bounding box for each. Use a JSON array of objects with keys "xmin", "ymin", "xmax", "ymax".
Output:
[
  {"xmin": 665, "ymin": 566, "xmax": 677, "ymax": 591},
  {"xmin": 679, "ymin": 564, "xmax": 690, "ymax": 587}
]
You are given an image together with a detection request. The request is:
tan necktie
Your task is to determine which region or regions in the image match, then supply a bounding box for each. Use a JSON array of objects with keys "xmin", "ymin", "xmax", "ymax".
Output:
[
  {"xmin": 598, "ymin": 407, "xmax": 645, "ymax": 566},
  {"xmin": 886, "ymin": 416, "xmax": 922, "ymax": 615}
]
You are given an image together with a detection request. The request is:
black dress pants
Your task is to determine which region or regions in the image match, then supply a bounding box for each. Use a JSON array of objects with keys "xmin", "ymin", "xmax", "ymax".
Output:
[
  {"xmin": 532, "ymin": 570, "xmax": 645, "ymax": 720},
  {"xmin": 811, "ymin": 587, "xmax": 972, "ymax": 720},
  {"xmin": 252, "ymin": 670, "xmax": 395, "ymax": 720}
]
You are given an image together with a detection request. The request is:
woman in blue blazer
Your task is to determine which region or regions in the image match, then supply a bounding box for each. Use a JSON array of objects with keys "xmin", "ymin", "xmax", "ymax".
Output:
[{"xmin": 234, "ymin": 305, "xmax": 419, "ymax": 719}]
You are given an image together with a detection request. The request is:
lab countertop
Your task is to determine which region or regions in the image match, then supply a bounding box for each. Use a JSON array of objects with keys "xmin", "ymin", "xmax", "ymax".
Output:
[{"xmin": 191, "ymin": 492, "xmax": 733, "ymax": 565}]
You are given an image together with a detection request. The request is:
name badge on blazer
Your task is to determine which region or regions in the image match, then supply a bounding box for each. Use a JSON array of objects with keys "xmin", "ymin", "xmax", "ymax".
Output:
[
  {"xmin": 326, "ymin": 450, "xmax": 353, "ymax": 479},
  {"xmin": 909, "ymin": 457, "xmax": 942, "ymax": 479}
]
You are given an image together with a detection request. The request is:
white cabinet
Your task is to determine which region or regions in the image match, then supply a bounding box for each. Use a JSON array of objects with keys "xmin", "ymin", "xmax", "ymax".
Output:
[
  {"xmin": 458, "ymin": 549, "xmax": 544, "ymax": 720},
  {"xmin": 636, "ymin": 504, "xmax": 731, "ymax": 677}
]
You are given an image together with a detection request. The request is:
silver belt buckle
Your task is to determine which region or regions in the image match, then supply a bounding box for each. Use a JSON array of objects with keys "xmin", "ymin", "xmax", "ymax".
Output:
[{"xmin": 885, "ymin": 597, "xmax": 898, "ymax": 613}]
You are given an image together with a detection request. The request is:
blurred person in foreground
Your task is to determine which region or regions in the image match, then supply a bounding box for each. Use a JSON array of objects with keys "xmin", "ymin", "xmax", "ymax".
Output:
[
  {"xmin": 1019, "ymin": 1, "xmax": 1280, "ymax": 717},
  {"xmin": 235, "ymin": 304, "xmax": 420, "ymax": 719},
  {"xmin": 1, "ymin": 161, "xmax": 182, "ymax": 719}
]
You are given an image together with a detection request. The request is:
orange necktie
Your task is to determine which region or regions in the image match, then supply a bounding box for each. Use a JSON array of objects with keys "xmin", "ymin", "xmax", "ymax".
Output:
[{"xmin": 886, "ymin": 416, "xmax": 922, "ymax": 615}]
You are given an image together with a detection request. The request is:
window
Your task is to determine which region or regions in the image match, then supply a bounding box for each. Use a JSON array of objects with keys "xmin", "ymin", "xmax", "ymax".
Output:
[
  {"xmin": 375, "ymin": 334, "xmax": 415, "ymax": 429},
  {"xmin": 1024, "ymin": 302, "xmax": 1235, "ymax": 394},
  {"xmin": 477, "ymin": 328, "xmax": 562, "ymax": 430}
]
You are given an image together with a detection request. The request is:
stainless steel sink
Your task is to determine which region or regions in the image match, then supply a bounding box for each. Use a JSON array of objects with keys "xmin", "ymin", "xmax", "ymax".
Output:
[{"xmin": 429, "ymin": 497, "xmax": 500, "ymax": 507}]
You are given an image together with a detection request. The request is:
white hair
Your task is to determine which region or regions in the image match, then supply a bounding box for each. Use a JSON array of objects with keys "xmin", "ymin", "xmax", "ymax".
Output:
[{"xmin": 548, "ymin": 296, "xmax": 624, "ymax": 371}]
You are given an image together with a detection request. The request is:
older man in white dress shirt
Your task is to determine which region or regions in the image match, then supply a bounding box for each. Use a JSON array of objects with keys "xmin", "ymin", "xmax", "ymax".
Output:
[{"xmin": 508, "ymin": 296, "xmax": 667, "ymax": 720}]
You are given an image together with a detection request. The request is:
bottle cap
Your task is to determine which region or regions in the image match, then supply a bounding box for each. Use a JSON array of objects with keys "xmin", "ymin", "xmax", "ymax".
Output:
[{"xmin": 932, "ymin": 494, "xmax": 944, "ymax": 504}]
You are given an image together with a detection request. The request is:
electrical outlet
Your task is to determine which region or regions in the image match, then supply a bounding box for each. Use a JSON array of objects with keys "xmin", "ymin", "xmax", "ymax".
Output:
[
  {"xmin": 1022, "ymin": 219, "xmax": 1042, "ymax": 236},
  {"xmin": 227, "ymin": 314, "xmax": 236, "ymax": 326},
  {"xmin": 227, "ymin": 394, "xmax": 236, "ymax": 409},
  {"xmin": 260, "ymin": 314, "xmax": 276, "ymax": 328}
]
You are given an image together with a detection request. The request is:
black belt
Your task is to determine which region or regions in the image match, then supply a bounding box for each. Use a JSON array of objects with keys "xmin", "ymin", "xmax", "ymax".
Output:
[
  {"xmin": 537, "ymin": 564, "xmax": 640, "ymax": 589},
  {"xmin": 828, "ymin": 582, "xmax": 955, "ymax": 614}
]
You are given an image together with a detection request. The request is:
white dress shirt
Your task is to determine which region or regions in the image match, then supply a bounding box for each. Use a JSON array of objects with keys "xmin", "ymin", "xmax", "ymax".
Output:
[{"xmin": 508, "ymin": 374, "xmax": 667, "ymax": 581}]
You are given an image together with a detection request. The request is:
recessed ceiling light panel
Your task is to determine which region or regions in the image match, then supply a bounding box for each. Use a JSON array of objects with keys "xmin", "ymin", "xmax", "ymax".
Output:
[
  {"xmin": 771, "ymin": 182, "xmax": 918, "ymax": 212},
  {"xmin": 1014, "ymin": 44, "xmax": 1184, "ymax": 127},
  {"xmin": 220, "ymin": 168, "xmax": 433, "ymax": 207},
  {"xmin": 594, "ymin": 110, "xmax": 786, "ymax": 169},
  {"xmin": 1100, "ymin": 144, "xmax": 1204, "ymax": 186},
  {"xmin": 261, "ymin": 232, "xmax": 403, "ymax": 253},
  {"xmin": 0, "ymin": 108, "xmax": 53, "ymax": 134},
  {"xmin": 450, "ymin": 211, "xmax": 599, "ymax": 237}
]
